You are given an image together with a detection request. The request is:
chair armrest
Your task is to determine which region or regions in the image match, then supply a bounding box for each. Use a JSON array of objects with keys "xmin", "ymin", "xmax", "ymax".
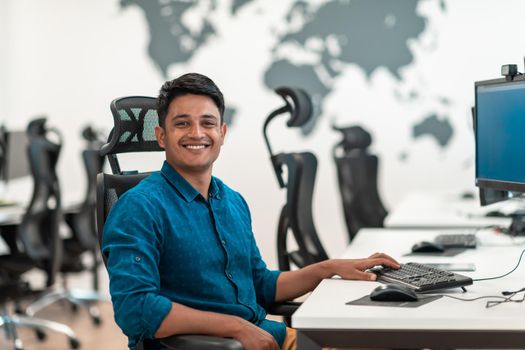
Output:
[
  {"xmin": 160, "ymin": 334, "xmax": 244, "ymax": 350},
  {"xmin": 266, "ymin": 301, "xmax": 301, "ymax": 318}
]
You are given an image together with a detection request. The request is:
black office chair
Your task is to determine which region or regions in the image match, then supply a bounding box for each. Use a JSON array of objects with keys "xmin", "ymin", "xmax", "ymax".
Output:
[
  {"xmin": 263, "ymin": 87, "xmax": 329, "ymax": 271},
  {"xmin": 332, "ymin": 125, "xmax": 388, "ymax": 242},
  {"xmin": 97, "ymin": 96, "xmax": 297, "ymax": 350},
  {"xmin": 0, "ymin": 118, "xmax": 80, "ymax": 349},
  {"xmin": 25, "ymin": 126, "xmax": 107, "ymax": 325}
]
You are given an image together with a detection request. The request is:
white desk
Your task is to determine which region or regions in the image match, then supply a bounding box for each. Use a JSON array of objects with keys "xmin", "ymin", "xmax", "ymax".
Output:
[
  {"xmin": 0, "ymin": 198, "xmax": 83, "ymax": 255},
  {"xmin": 385, "ymin": 192, "xmax": 513, "ymax": 229},
  {"xmin": 293, "ymin": 228, "xmax": 525, "ymax": 349}
]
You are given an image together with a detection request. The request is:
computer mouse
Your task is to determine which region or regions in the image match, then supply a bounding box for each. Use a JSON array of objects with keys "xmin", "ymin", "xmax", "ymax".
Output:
[
  {"xmin": 411, "ymin": 241, "xmax": 445, "ymax": 253},
  {"xmin": 369, "ymin": 284, "xmax": 418, "ymax": 302},
  {"xmin": 461, "ymin": 191, "xmax": 475, "ymax": 199},
  {"xmin": 485, "ymin": 210, "xmax": 506, "ymax": 217}
]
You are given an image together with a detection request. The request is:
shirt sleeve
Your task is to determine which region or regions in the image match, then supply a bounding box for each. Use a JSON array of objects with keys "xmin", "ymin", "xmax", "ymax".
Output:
[
  {"xmin": 102, "ymin": 190, "xmax": 173, "ymax": 346},
  {"xmin": 238, "ymin": 194, "xmax": 281, "ymax": 308}
]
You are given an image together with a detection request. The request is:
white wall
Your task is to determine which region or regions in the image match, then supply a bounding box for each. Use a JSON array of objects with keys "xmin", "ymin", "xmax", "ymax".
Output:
[
  {"xmin": 4, "ymin": 0, "xmax": 525, "ymax": 268},
  {"xmin": 0, "ymin": 1, "xmax": 8, "ymax": 119}
]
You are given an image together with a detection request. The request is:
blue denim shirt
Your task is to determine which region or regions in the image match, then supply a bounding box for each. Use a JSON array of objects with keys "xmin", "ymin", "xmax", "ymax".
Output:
[{"xmin": 102, "ymin": 161, "xmax": 285, "ymax": 348}]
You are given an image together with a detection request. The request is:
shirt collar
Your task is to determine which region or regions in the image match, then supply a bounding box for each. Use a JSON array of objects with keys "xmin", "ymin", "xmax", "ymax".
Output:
[{"xmin": 160, "ymin": 161, "xmax": 221, "ymax": 202}]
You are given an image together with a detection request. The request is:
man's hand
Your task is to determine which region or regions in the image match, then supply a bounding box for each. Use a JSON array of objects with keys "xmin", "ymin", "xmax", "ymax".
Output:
[
  {"xmin": 232, "ymin": 317, "xmax": 280, "ymax": 350},
  {"xmin": 275, "ymin": 252, "xmax": 400, "ymax": 301},
  {"xmin": 329, "ymin": 252, "xmax": 400, "ymax": 281}
]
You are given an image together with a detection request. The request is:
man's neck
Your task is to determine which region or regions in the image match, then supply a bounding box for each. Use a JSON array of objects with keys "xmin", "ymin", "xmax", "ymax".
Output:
[{"xmin": 170, "ymin": 164, "xmax": 213, "ymax": 200}]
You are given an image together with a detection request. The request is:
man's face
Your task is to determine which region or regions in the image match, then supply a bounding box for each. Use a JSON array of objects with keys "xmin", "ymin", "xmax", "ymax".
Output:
[{"xmin": 155, "ymin": 94, "xmax": 227, "ymax": 177}]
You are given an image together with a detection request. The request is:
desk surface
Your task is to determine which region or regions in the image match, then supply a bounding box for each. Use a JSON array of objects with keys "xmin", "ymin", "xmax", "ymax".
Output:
[
  {"xmin": 385, "ymin": 192, "xmax": 513, "ymax": 228},
  {"xmin": 293, "ymin": 228, "xmax": 525, "ymax": 349}
]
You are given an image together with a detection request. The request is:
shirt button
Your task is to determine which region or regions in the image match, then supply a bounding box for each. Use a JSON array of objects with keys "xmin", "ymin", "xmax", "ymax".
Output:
[
  {"xmin": 135, "ymin": 256, "xmax": 141, "ymax": 262},
  {"xmin": 227, "ymin": 273, "xmax": 232, "ymax": 279},
  {"xmin": 221, "ymin": 240, "xmax": 226, "ymax": 246}
]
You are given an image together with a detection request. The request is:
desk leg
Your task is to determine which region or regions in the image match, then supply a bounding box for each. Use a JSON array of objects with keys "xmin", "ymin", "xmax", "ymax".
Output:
[{"xmin": 297, "ymin": 331, "xmax": 322, "ymax": 350}]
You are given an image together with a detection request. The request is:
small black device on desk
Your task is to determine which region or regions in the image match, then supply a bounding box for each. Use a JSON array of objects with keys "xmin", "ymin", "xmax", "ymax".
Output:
[
  {"xmin": 370, "ymin": 284, "xmax": 418, "ymax": 302},
  {"xmin": 411, "ymin": 241, "xmax": 445, "ymax": 253},
  {"xmin": 372, "ymin": 262, "xmax": 473, "ymax": 292}
]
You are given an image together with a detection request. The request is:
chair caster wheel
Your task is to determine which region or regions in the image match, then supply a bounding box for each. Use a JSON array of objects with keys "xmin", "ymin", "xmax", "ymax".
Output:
[
  {"xmin": 71, "ymin": 303, "xmax": 79, "ymax": 313},
  {"xmin": 35, "ymin": 329, "xmax": 47, "ymax": 341},
  {"xmin": 69, "ymin": 338, "xmax": 81, "ymax": 349},
  {"xmin": 14, "ymin": 338, "xmax": 24, "ymax": 350}
]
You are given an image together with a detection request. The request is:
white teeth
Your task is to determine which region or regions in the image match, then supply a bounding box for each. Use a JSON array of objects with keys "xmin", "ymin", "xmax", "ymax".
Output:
[{"xmin": 185, "ymin": 145, "xmax": 206, "ymax": 149}]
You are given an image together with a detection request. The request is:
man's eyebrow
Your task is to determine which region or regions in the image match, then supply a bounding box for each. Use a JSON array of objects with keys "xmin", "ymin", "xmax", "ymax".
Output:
[
  {"xmin": 169, "ymin": 114, "xmax": 219, "ymax": 122},
  {"xmin": 201, "ymin": 114, "xmax": 219, "ymax": 120},
  {"xmin": 171, "ymin": 114, "xmax": 190, "ymax": 120}
]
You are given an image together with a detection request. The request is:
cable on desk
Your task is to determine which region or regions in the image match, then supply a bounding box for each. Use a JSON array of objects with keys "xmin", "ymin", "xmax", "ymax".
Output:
[
  {"xmin": 472, "ymin": 249, "xmax": 525, "ymax": 282},
  {"xmin": 420, "ymin": 289, "xmax": 525, "ymax": 308}
]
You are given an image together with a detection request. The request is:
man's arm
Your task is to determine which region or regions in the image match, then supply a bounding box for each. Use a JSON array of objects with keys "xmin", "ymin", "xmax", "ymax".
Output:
[
  {"xmin": 155, "ymin": 301, "xmax": 280, "ymax": 350},
  {"xmin": 275, "ymin": 252, "xmax": 399, "ymax": 302}
]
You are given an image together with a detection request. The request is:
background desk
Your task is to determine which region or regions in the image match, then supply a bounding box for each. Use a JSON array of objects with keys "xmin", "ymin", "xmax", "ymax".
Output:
[
  {"xmin": 0, "ymin": 197, "xmax": 82, "ymax": 255},
  {"xmin": 293, "ymin": 228, "xmax": 525, "ymax": 349},
  {"xmin": 385, "ymin": 192, "xmax": 513, "ymax": 228}
]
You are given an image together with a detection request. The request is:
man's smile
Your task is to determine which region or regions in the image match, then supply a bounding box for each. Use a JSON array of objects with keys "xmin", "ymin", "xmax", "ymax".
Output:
[{"xmin": 182, "ymin": 143, "xmax": 210, "ymax": 150}]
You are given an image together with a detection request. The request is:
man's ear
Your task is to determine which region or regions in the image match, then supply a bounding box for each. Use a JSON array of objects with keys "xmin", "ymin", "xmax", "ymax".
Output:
[
  {"xmin": 220, "ymin": 123, "xmax": 228, "ymax": 145},
  {"xmin": 154, "ymin": 125, "xmax": 166, "ymax": 149}
]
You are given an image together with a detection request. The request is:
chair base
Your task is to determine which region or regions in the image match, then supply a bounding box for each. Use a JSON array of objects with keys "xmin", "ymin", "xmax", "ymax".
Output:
[
  {"xmin": 25, "ymin": 288, "xmax": 106, "ymax": 326},
  {"xmin": 1, "ymin": 307, "xmax": 80, "ymax": 349}
]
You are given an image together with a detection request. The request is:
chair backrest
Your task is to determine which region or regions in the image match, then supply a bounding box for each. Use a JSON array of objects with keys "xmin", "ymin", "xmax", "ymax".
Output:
[
  {"xmin": 332, "ymin": 125, "xmax": 388, "ymax": 241},
  {"xmin": 274, "ymin": 152, "xmax": 328, "ymax": 270},
  {"xmin": 19, "ymin": 118, "xmax": 63, "ymax": 287},
  {"xmin": 263, "ymin": 87, "xmax": 328, "ymax": 271},
  {"xmin": 97, "ymin": 96, "xmax": 167, "ymax": 350},
  {"xmin": 67, "ymin": 131, "xmax": 106, "ymax": 251},
  {"xmin": 96, "ymin": 173, "xmax": 150, "ymax": 266}
]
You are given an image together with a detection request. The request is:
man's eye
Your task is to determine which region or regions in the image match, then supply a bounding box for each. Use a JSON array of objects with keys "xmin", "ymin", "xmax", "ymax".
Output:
[
  {"xmin": 174, "ymin": 122, "xmax": 189, "ymax": 127},
  {"xmin": 203, "ymin": 121, "xmax": 217, "ymax": 127}
]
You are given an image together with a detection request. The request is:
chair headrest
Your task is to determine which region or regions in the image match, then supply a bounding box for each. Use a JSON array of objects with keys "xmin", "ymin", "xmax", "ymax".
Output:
[
  {"xmin": 26, "ymin": 118, "xmax": 48, "ymax": 138},
  {"xmin": 275, "ymin": 87, "xmax": 313, "ymax": 128},
  {"xmin": 101, "ymin": 96, "xmax": 163, "ymax": 156},
  {"xmin": 333, "ymin": 125, "xmax": 372, "ymax": 150}
]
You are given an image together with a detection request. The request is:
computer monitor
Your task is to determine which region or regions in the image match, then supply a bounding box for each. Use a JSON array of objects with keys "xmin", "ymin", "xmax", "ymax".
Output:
[
  {"xmin": 471, "ymin": 106, "xmax": 512, "ymax": 206},
  {"xmin": 0, "ymin": 130, "xmax": 30, "ymax": 182},
  {"xmin": 475, "ymin": 76, "xmax": 525, "ymax": 194}
]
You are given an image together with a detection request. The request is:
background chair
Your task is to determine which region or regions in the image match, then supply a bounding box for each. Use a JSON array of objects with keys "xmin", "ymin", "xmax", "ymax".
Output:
[
  {"xmin": 263, "ymin": 87, "xmax": 329, "ymax": 271},
  {"xmin": 332, "ymin": 125, "xmax": 388, "ymax": 242},
  {"xmin": 97, "ymin": 96, "xmax": 298, "ymax": 350},
  {"xmin": 0, "ymin": 118, "xmax": 80, "ymax": 349},
  {"xmin": 25, "ymin": 126, "xmax": 107, "ymax": 325}
]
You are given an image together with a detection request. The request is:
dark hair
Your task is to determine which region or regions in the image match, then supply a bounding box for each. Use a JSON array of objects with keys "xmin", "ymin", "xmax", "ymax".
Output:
[{"xmin": 157, "ymin": 73, "xmax": 225, "ymax": 128}]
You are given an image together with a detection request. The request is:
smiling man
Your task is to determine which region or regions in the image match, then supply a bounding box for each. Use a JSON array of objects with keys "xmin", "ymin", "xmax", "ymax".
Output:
[{"xmin": 102, "ymin": 73, "xmax": 399, "ymax": 350}]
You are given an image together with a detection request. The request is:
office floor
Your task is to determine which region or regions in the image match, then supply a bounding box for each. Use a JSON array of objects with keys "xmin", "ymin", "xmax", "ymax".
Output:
[
  {"xmin": 0, "ymin": 267, "xmax": 128, "ymax": 350},
  {"xmin": 0, "ymin": 301, "xmax": 127, "ymax": 350}
]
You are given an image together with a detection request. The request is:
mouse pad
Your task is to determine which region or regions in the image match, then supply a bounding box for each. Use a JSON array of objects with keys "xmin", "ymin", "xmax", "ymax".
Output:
[
  {"xmin": 346, "ymin": 295, "xmax": 442, "ymax": 308},
  {"xmin": 403, "ymin": 248, "xmax": 466, "ymax": 257}
]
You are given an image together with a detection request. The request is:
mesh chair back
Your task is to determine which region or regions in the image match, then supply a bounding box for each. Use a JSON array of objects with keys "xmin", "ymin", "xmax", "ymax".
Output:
[
  {"xmin": 96, "ymin": 172, "xmax": 152, "ymax": 266},
  {"xmin": 275, "ymin": 152, "xmax": 328, "ymax": 270},
  {"xmin": 263, "ymin": 87, "xmax": 328, "ymax": 271},
  {"xmin": 333, "ymin": 125, "xmax": 387, "ymax": 241},
  {"xmin": 19, "ymin": 118, "xmax": 63, "ymax": 287}
]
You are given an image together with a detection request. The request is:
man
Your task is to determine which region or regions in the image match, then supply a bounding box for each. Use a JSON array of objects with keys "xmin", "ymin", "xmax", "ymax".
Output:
[{"xmin": 102, "ymin": 73, "xmax": 399, "ymax": 350}]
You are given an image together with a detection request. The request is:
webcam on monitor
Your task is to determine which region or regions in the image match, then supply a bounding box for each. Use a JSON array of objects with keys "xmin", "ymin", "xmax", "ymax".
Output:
[{"xmin": 501, "ymin": 64, "xmax": 521, "ymax": 81}]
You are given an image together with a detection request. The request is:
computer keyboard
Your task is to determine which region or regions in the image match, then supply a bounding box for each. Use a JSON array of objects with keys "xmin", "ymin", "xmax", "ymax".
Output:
[
  {"xmin": 372, "ymin": 262, "xmax": 473, "ymax": 292},
  {"xmin": 434, "ymin": 233, "xmax": 477, "ymax": 249}
]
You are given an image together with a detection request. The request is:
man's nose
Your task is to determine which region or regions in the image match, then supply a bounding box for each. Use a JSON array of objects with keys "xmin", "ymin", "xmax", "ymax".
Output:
[{"xmin": 188, "ymin": 123, "xmax": 204, "ymax": 137}]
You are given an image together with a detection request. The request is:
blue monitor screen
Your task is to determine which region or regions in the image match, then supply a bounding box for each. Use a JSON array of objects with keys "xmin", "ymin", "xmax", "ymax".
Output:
[{"xmin": 475, "ymin": 78, "xmax": 525, "ymax": 192}]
